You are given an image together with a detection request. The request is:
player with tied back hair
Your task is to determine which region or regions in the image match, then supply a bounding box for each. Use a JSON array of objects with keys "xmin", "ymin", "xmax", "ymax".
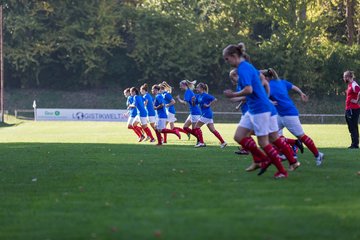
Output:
[
  {"xmin": 124, "ymin": 87, "xmax": 145, "ymax": 141},
  {"xmin": 129, "ymin": 87, "xmax": 155, "ymax": 142},
  {"xmin": 140, "ymin": 83, "xmax": 156, "ymax": 132},
  {"xmin": 176, "ymin": 80, "xmax": 202, "ymax": 142},
  {"xmin": 223, "ymin": 42, "xmax": 289, "ymax": 179},
  {"xmin": 262, "ymin": 68, "xmax": 324, "ymax": 166},
  {"xmin": 191, "ymin": 82, "xmax": 227, "ymax": 148},
  {"xmin": 159, "ymin": 81, "xmax": 187, "ymax": 142},
  {"xmin": 152, "ymin": 84, "xmax": 181, "ymax": 145}
]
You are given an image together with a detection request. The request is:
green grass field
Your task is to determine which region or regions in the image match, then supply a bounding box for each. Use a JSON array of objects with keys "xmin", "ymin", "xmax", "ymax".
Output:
[{"xmin": 1, "ymin": 119, "xmax": 360, "ymax": 240}]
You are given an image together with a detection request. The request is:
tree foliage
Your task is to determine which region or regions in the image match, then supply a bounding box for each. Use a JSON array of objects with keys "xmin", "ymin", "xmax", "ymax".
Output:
[{"xmin": 1, "ymin": 0, "xmax": 359, "ymax": 94}]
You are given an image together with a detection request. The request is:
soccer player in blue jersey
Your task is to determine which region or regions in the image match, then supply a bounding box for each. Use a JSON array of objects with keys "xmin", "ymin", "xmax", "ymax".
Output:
[
  {"xmin": 124, "ymin": 88, "xmax": 145, "ymax": 141},
  {"xmin": 176, "ymin": 80, "xmax": 202, "ymax": 141},
  {"xmin": 223, "ymin": 43, "xmax": 288, "ymax": 179},
  {"xmin": 263, "ymin": 68, "xmax": 324, "ymax": 166},
  {"xmin": 140, "ymin": 83, "xmax": 156, "ymax": 132},
  {"xmin": 130, "ymin": 87, "xmax": 155, "ymax": 142},
  {"xmin": 160, "ymin": 81, "xmax": 187, "ymax": 142},
  {"xmin": 191, "ymin": 82, "xmax": 227, "ymax": 148},
  {"xmin": 152, "ymin": 85, "xmax": 181, "ymax": 145}
]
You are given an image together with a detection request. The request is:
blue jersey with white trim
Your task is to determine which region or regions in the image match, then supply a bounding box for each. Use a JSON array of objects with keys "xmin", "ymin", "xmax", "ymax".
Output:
[
  {"xmin": 163, "ymin": 91, "xmax": 176, "ymax": 114},
  {"xmin": 134, "ymin": 95, "xmax": 147, "ymax": 117},
  {"xmin": 269, "ymin": 79, "xmax": 299, "ymax": 116},
  {"xmin": 127, "ymin": 96, "xmax": 138, "ymax": 117},
  {"xmin": 237, "ymin": 61, "xmax": 272, "ymax": 114},
  {"xmin": 143, "ymin": 93, "xmax": 156, "ymax": 117},
  {"xmin": 184, "ymin": 89, "xmax": 201, "ymax": 115},
  {"xmin": 154, "ymin": 93, "xmax": 167, "ymax": 119},
  {"xmin": 195, "ymin": 92, "xmax": 215, "ymax": 119}
]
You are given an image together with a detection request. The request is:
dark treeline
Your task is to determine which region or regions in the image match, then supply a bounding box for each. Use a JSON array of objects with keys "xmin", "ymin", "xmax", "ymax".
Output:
[{"xmin": 1, "ymin": 0, "xmax": 360, "ymax": 95}]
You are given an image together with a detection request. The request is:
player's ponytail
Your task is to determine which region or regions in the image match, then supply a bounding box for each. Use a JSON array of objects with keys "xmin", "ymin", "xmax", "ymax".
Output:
[
  {"xmin": 161, "ymin": 81, "xmax": 172, "ymax": 93},
  {"xmin": 152, "ymin": 84, "xmax": 160, "ymax": 91},
  {"xmin": 140, "ymin": 83, "xmax": 148, "ymax": 92},
  {"xmin": 223, "ymin": 42, "xmax": 249, "ymax": 59},
  {"xmin": 130, "ymin": 87, "xmax": 139, "ymax": 95},
  {"xmin": 180, "ymin": 80, "xmax": 197, "ymax": 90},
  {"xmin": 268, "ymin": 68, "xmax": 279, "ymax": 79},
  {"xmin": 198, "ymin": 82, "xmax": 209, "ymax": 93},
  {"xmin": 123, "ymin": 88, "xmax": 130, "ymax": 94}
]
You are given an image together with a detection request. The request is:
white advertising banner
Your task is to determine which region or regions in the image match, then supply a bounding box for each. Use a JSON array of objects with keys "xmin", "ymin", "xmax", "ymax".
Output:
[{"xmin": 35, "ymin": 108, "xmax": 129, "ymax": 122}]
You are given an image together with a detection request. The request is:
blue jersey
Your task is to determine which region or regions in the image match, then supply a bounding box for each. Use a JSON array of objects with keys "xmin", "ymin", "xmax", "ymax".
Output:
[
  {"xmin": 196, "ymin": 93, "xmax": 215, "ymax": 119},
  {"xmin": 163, "ymin": 91, "xmax": 176, "ymax": 114},
  {"xmin": 237, "ymin": 61, "xmax": 272, "ymax": 114},
  {"xmin": 143, "ymin": 93, "xmax": 156, "ymax": 117},
  {"xmin": 269, "ymin": 80, "xmax": 299, "ymax": 116},
  {"xmin": 236, "ymin": 85, "xmax": 249, "ymax": 114},
  {"xmin": 184, "ymin": 89, "xmax": 201, "ymax": 115},
  {"xmin": 127, "ymin": 96, "xmax": 138, "ymax": 117},
  {"xmin": 154, "ymin": 93, "xmax": 167, "ymax": 119},
  {"xmin": 134, "ymin": 95, "xmax": 147, "ymax": 117}
]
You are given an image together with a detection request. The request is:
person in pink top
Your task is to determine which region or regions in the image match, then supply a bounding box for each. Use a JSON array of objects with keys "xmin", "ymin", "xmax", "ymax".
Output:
[{"xmin": 344, "ymin": 70, "xmax": 360, "ymax": 149}]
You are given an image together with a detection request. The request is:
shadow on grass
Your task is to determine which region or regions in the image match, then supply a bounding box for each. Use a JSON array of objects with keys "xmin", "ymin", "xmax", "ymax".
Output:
[{"xmin": 0, "ymin": 121, "xmax": 24, "ymax": 128}]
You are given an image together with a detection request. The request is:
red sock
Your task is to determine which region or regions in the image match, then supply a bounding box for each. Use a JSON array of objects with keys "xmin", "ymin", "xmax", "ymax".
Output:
[
  {"xmin": 239, "ymin": 137, "xmax": 267, "ymax": 160},
  {"xmin": 173, "ymin": 127, "xmax": 187, "ymax": 134},
  {"xmin": 285, "ymin": 138, "xmax": 296, "ymax": 146},
  {"xmin": 193, "ymin": 128, "xmax": 204, "ymax": 143},
  {"xmin": 253, "ymin": 154, "xmax": 262, "ymax": 163},
  {"xmin": 212, "ymin": 130, "xmax": 225, "ymax": 144},
  {"xmin": 143, "ymin": 127, "xmax": 154, "ymax": 140},
  {"xmin": 134, "ymin": 126, "xmax": 144, "ymax": 136},
  {"xmin": 163, "ymin": 133, "xmax": 167, "ymax": 143},
  {"xmin": 129, "ymin": 126, "xmax": 141, "ymax": 138},
  {"xmin": 263, "ymin": 144, "xmax": 287, "ymax": 173},
  {"xmin": 300, "ymin": 135, "xmax": 319, "ymax": 157},
  {"xmin": 273, "ymin": 138, "xmax": 297, "ymax": 164},
  {"xmin": 184, "ymin": 127, "xmax": 198, "ymax": 140},
  {"xmin": 155, "ymin": 131, "xmax": 162, "ymax": 144},
  {"xmin": 161, "ymin": 128, "xmax": 179, "ymax": 137}
]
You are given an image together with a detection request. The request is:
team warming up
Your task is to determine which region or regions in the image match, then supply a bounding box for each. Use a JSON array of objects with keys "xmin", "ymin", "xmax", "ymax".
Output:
[{"xmin": 123, "ymin": 42, "xmax": 328, "ymax": 179}]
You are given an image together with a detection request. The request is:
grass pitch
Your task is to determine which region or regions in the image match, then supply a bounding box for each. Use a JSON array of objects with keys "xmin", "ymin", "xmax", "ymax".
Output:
[{"xmin": 1, "ymin": 119, "xmax": 360, "ymax": 240}]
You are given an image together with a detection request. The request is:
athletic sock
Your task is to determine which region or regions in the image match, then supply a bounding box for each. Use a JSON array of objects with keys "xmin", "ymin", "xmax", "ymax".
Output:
[
  {"xmin": 239, "ymin": 137, "xmax": 268, "ymax": 160},
  {"xmin": 173, "ymin": 127, "xmax": 187, "ymax": 134},
  {"xmin": 131, "ymin": 126, "xmax": 142, "ymax": 137},
  {"xmin": 284, "ymin": 137, "xmax": 296, "ymax": 146},
  {"xmin": 300, "ymin": 134, "xmax": 319, "ymax": 157},
  {"xmin": 273, "ymin": 138, "xmax": 297, "ymax": 164},
  {"xmin": 163, "ymin": 133, "xmax": 167, "ymax": 143},
  {"xmin": 212, "ymin": 130, "xmax": 225, "ymax": 144},
  {"xmin": 193, "ymin": 128, "xmax": 204, "ymax": 143},
  {"xmin": 134, "ymin": 126, "xmax": 144, "ymax": 136},
  {"xmin": 144, "ymin": 127, "xmax": 154, "ymax": 140},
  {"xmin": 162, "ymin": 129, "xmax": 177, "ymax": 135},
  {"xmin": 183, "ymin": 127, "xmax": 198, "ymax": 140},
  {"xmin": 155, "ymin": 131, "xmax": 162, "ymax": 144},
  {"xmin": 263, "ymin": 144, "xmax": 287, "ymax": 174}
]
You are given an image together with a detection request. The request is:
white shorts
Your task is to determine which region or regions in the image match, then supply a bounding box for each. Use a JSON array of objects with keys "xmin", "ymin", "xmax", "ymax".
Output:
[
  {"xmin": 167, "ymin": 112, "xmax": 177, "ymax": 123},
  {"xmin": 269, "ymin": 114, "xmax": 279, "ymax": 133},
  {"xmin": 199, "ymin": 116, "xmax": 214, "ymax": 125},
  {"xmin": 157, "ymin": 118, "xmax": 167, "ymax": 130},
  {"xmin": 186, "ymin": 114, "xmax": 201, "ymax": 123},
  {"xmin": 277, "ymin": 115, "xmax": 304, "ymax": 137},
  {"xmin": 148, "ymin": 116, "xmax": 156, "ymax": 124},
  {"xmin": 128, "ymin": 116, "xmax": 139, "ymax": 126},
  {"xmin": 238, "ymin": 112, "xmax": 253, "ymax": 131},
  {"xmin": 139, "ymin": 116, "xmax": 148, "ymax": 125}
]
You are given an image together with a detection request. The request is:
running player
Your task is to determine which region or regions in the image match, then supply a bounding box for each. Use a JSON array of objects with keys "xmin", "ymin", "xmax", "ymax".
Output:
[
  {"xmin": 129, "ymin": 87, "xmax": 155, "ymax": 142},
  {"xmin": 160, "ymin": 81, "xmax": 187, "ymax": 142},
  {"xmin": 140, "ymin": 83, "xmax": 156, "ymax": 131},
  {"xmin": 124, "ymin": 88, "xmax": 145, "ymax": 141},
  {"xmin": 263, "ymin": 68, "xmax": 324, "ymax": 166},
  {"xmin": 176, "ymin": 80, "xmax": 202, "ymax": 141},
  {"xmin": 191, "ymin": 82, "xmax": 227, "ymax": 148},
  {"xmin": 223, "ymin": 43, "xmax": 289, "ymax": 179},
  {"xmin": 152, "ymin": 84, "xmax": 181, "ymax": 145}
]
